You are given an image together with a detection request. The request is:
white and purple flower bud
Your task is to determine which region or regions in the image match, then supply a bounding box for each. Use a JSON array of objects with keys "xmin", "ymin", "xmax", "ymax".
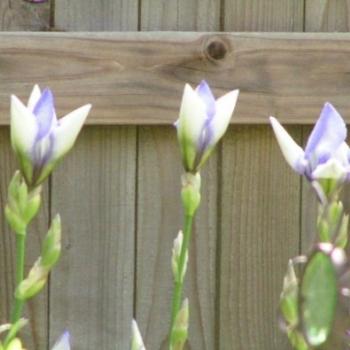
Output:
[
  {"xmin": 52, "ymin": 331, "xmax": 70, "ymax": 350},
  {"xmin": 270, "ymin": 103, "xmax": 350, "ymax": 184},
  {"xmin": 11, "ymin": 85, "xmax": 91, "ymax": 188},
  {"xmin": 175, "ymin": 81, "xmax": 239, "ymax": 172}
]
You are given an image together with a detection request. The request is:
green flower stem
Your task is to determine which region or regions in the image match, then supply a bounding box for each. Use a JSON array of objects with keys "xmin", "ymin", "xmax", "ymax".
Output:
[
  {"xmin": 169, "ymin": 214, "xmax": 193, "ymax": 346},
  {"xmin": 11, "ymin": 233, "xmax": 26, "ymax": 323},
  {"xmin": 5, "ymin": 232, "xmax": 26, "ymax": 346}
]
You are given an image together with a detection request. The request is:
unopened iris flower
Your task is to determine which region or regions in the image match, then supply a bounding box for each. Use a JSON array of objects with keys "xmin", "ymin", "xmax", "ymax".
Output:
[
  {"xmin": 11, "ymin": 85, "xmax": 91, "ymax": 188},
  {"xmin": 175, "ymin": 81, "xmax": 239, "ymax": 173},
  {"xmin": 270, "ymin": 103, "xmax": 350, "ymax": 182}
]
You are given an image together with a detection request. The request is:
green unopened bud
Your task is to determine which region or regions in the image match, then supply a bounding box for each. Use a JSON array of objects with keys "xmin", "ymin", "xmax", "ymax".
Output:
[
  {"xmin": 335, "ymin": 214, "xmax": 349, "ymax": 248},
  {"xmin": 280, "ymin": 260, "xmax": 298, "ymax": 327},
  {"xmin": 15, "ymin": 258, "xmax": 48, "ymax": 300},
  {"xmin": 41, "ymin": 215, "xmax": 61, "ymax": 268},
  {"xmin": 22, "ymin": 188, "xmax": 41, "ymax": 225},
  {"xmin": 181, "ymin": 172, "xmax": 201, "ymax": 216},
  {"xmin": 172, "ymin": 231, "xmax": 188, "ymax": 282},
  {"xmin": 318, "ymin": 178, "xmax": 339, "ymax": 201},
  {"xmin": 6, "ymin": 338, "xmax": 24, "ymax": 350},
  {"xmin": 317, "ymin": 200, "xmax": 348, "ymax": 246},
  {"xmin": 170, "ymin": 299, "xmax": 189, "ymax": 350},
  {"xmin": 288, "ymin": 330, "xmax": 309, "ymax": 350},
  {"xmin": 131, "ymin": 319, "xmax": 146, "ymax": 350},
  {"xmin": 5, "ymin": 206, "xmax": 26, "ymax": 235},
  {"xmin": 5, "ymin": 171, "xmax": 41, "ymax": 235}
]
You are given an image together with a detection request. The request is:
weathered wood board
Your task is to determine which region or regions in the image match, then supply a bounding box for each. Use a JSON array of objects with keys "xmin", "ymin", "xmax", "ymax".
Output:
[
  {"xmin": 0, "ymin": 33, "xmax": 350, "ymax": 124},
  {"xmin": 50, "ymin": 127, "xmax": 136, "ymax": 349}
]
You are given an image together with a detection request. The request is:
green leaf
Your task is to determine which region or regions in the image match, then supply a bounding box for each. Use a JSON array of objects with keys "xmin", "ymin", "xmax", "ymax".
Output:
[{"xmin": 301, "ymin": 251, "xmax": 337, "ymax": 346}]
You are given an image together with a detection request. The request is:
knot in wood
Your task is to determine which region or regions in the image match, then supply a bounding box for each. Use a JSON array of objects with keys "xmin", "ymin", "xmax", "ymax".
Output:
[{"xmin": 205, "ymin": 39, "xmax": 227, "ymax": 61}]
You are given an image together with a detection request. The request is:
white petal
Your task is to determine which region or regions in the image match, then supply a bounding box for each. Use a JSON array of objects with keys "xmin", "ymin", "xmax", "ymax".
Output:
[
  {"xmin": 312, "ymin": 158, "xmax": 347, "ymax": 180},
  {"xmin": 52, "ymin": 332, "xmax": 70, "ymax": 350},
  {"xmin": 131, "ymin": 320, "xmax": 146, "ymax": 350},
  {"xmin": 52, "ymin": 104, "xmax": 91, "ymax": 159},
  {"xmin": 209, "ymin": 89, "xmax": 239, "ymax": 146},
  {"xmin": 27, "ymin": 85, "xmax": 42, "ymax": 112},
  {"xmin": 333, "ymin": 142, "xmax": 350, "ymax": 167},
  {"xmin": 11, "ymin": 95, "xmax": 38, "ymax": 154},
  {"xmin": 177, "ymin": 84, "xmax": 207, "ymax": 145},
  {"xmin": 270, "ymin": 117, "xmax": 305, "ymax": 172}
]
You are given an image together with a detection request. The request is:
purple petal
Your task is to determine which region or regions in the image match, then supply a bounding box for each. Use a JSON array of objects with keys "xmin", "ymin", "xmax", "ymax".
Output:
[
  {"xmin": 196, "ymin": 81, "xmax": 216, "ymax": 119},
  {"xmin": 33, "ymin": 88, "xmax": 56, "ymax": 139},
  {"xmin": 305, "ymin": 103, "xmax": 346, "ymax": 162}
]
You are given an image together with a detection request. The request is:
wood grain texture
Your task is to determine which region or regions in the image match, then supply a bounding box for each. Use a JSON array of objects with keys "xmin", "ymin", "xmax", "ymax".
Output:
[
  {"xmin": 141, "ymin": 0, "xmax": 220, "ymax": 31},
  {"xmin": 1, "ymin": 32, "xmax": 350, "ymax": 124},
  {"xmin": 0, "ymin": 128, "xmax": 49, "ymax": 349},
  {"xmin": 219, "ymin": 3, "xmax": 303, "ymax": 349},
  {"xmin": 50, "ymin": 127, "xmax": 136, "ymax": 349},
  {"xmin": 0, "ymin": 0, "xmax": 50, "ymax": 31},
  {"xmin": 219, "ymin": 126, "xmax": 300, "ymax": 350},
  {"xmin": 224, "ymin": 0, "xmax": 304, "ymax": 31},
  {"xmin": 305, "ymin": 0, "xmax": 350, "ymax": 32},
  {"xmin": 54, "ymin": 0, "xmax": 138, "ymax": 31},
  {"xmin": 136, "ymin": 127, "xmax": 217, "ymax": 350}
]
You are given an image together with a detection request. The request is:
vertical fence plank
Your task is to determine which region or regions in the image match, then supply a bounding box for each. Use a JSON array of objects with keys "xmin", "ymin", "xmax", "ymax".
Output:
[
  {"xmin": 0, "ymin": 0, "xmax": 50, "ymax": 30},
  {"xmin": 0, "ymin": 4, "xmax": 51, "ymax": 349},
  {"xmin": 220, "ymin": 126, "xmax": 301, "ymax": 350},
  {"xmin": 137, "ymin": 127, "xmax": 217, "ymax": 350},
  {"xmin": 137, "ymin": 2, "xmax": 220, "ymax": 349},
  {"xmin": 50, "ymin": 3, "xmax": 138, "ymax": 349},
  {"xmin": 305, "ymin": 0, "xmax": 350, "ymax": 32},
  {"xmin": 219, "ymin": 2, "xmax": 304, "ymax": 349},
  {"xmin": 141, "ymin": 0, "xmax": 220, "ymax": 30},
  {"xmin": 54, "ymin": 0, "xmax": 138, "ymax": 31},
  {"xmin": 50, "ymin": 127, "xmax": 136, "ymax": 349},
  {"xmin": 223, "ymin": 0, "xmax": 304, "ymax": 31}
]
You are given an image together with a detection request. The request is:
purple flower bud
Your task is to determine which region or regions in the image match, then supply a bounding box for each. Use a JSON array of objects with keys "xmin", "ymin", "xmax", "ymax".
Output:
[
  {"xmin": 270, "ymin": 103, "xmax": 350, "ymax": 183},
  {"xmin": 11, "ymin": 85, "xmax": 91, "ymax": 188},
  {"xmin": 175, "ymin": 81, "xmax": 239, "ymax": 172}
]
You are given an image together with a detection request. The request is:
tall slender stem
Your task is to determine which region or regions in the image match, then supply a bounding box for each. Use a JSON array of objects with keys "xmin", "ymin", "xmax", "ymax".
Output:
[
  {"xmin": 11, "ymin": 233, "xmax": 26, "ymax": 323},
  {"xmin": 170, "ymin": 214, "xmax": 193, "ymax": 339},
  {"xmin": 5, "ymin": 233, "xmax": 26, "ymax": 346}
]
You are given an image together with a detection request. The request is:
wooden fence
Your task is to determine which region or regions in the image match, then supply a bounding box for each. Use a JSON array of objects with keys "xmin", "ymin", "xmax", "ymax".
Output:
[{"xmin": 1, "ymin": 1, "xmax": 350, "ymax": 350}]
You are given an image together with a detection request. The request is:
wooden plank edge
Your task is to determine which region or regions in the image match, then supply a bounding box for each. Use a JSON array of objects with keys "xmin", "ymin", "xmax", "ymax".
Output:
[{"xmin": 0, "ymin": 32, "xmax": 348, "ymax": 125}]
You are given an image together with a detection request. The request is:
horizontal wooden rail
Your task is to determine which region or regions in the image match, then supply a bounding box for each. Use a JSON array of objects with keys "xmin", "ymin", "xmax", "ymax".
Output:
[{"xmin": 0, "ymin": 32, "xmax": 350, "ymax": 124}]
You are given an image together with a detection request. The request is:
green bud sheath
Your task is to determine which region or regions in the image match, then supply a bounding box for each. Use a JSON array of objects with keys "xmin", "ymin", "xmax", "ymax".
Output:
[
  {"xmin": 15, "ymin": 259, "xmax": 48, "ymax": 300},
  {"xmin": 41, "ymin": 215, "xmax": 62, "ymax": 268},
  {"xmin": 22, "ymin": 191, "xmax": 41, "ymax": 225},
  {"xmin": 170, "ymin": 299, "xmax": 189, "ymax": 350},
  {"xmin": 5, "ymin": 207, "xmax": 26, "ymax": 236},
  {"xmin": 181, "ymin": 173, "xmax": 201, "ymax": 216},
  {"xmin": 287, "ymin": 330, "xmax": 309, "ymax": 350}
]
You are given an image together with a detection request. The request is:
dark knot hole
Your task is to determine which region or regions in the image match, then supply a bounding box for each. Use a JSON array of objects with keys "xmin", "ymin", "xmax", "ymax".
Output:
[{"xmin": 206, "ymin": 40, "xmax": 228, "ymax": 60}]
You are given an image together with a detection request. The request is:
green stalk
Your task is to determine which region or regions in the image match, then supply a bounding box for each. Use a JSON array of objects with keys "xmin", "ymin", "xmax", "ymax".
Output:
[
  {"xmin": 4, "ymin": 232, "xmax": 26, "ymax": 346},
  {"xmin": 11, "ymin": 233, "xmax": 26, "ymax": 323},
  {"xmin": 169, "ymin": 214, "xmax": 193, "ymax": 344}
]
